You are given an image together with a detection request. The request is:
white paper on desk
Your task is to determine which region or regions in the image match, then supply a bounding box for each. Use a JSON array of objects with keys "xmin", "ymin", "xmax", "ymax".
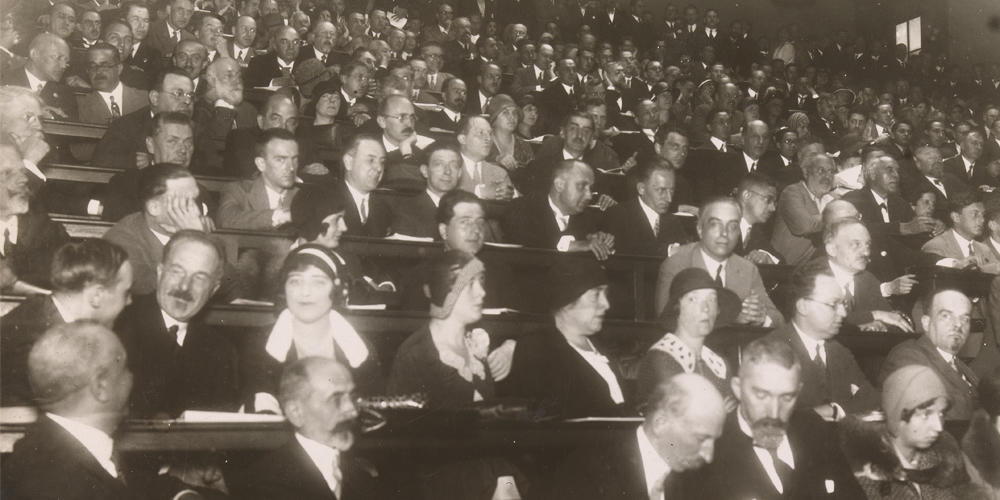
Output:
[
  {"xmin": 178, "ymin": 410, "xmax": 285, "ymax": 423},
  {"xmin": 615, "ymin": 129, "xmax": 640, "ymax": 134},
  {"xmin": 525, "ymin": 135, "xmax": 552, "ymax": 144},
  {"xmin": 386, "ymin": 233, "xmax": 435, "ymax": 242},
  {"xmin": 414, "ymin": 102, "xmax": 443, "ymax": 111},
  {"xmin": 673, "ymin": 211, "xmax": 696, "ymax": 217},
  {"xmin": 483, "ymin": 242, "xmax": 523, "ymax": 248},
  {"xmin": 0, "ymin": 406, "xmax": 38, "ymax": 424},
  {"xmin": 596, "ymin": 167, "xmax": 625, "ymax": 175},
  {"xmin": 229, "ymin": 298, "xmax": 275, "ymax": 307},
  {"xmin": 253, "ymin": 86, "xmax": 282, "ymax": 92},
  {"xmin": 482, "ymin": 307, "xmax": 520, "ymax": 315},
  {"xmin": 563, "ymin": 417, "xmax": 644, "ymax": 423},
  {"xmin": 346, "ymin": 303, "xmax": 387, "ymax": 310}
]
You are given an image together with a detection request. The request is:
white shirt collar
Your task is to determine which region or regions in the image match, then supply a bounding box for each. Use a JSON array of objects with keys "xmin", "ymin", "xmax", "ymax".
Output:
[
  {"xmin": 699, "ymin": 248, "xmax": 726, "ymax": 283},
  {"xmin": 294, "ymin": 433, "xmax": 342, "ymax": 495},
  {"xmin": 160, "ymin": 309, "xmax": 188, "ymax": 346},
  {"xmin": 345, "ymin": 181, "xmax": 370, "ymax": 214},
  {"xmin": 441, "ymin": 106, "xmax": 461, "ymax": 122},
  {"xmin": 381, "ymin": 134, "xmax": 400, "ymax": 153},
  {"xmin": 951, "ymin": 229, "xmax": 974, "ymax": 258},
  {"xmin": 562, "ymin": 148, "xmax": 579, "ymax": 160},
  {"xmin": 479, "ymin": 90, "xmax": 489, "ymax": 108},
  {"xmin": 50, "ymin": 295, "xmax": 79, "ymax": 323},
  {"xmin": 314, "ymin": 47, "xmax": 328, "ymax": 60},
  {"xmin": 637, "ymin": 196, "xmax": 660, "ymax": 232},
  {"xmin": 277, "ymin": 57, "xmax": 294, "ymax": 69},
  {"xmin": 780, "ymin": 154, "xmax": 791, "ymax": 166},
  {"xmin": 748, "ymin": 87, "xmax": 758, "ymax": 98},
  {"xmin": 566, "ymin": 337, "xmax": 625, "ymax": 403},
  {"xmin": 736, "ymin": 408, "xmax": 794, "ymax": 493},
  {"xmin": 25, "ymin": 68, "xmax": 47, "ymax": 91},
  {"xmin": 709, "ymin": 136, "xmax": 726, "ymax": 151},
  {"xmin": 561, "ymin": 82, "xmax": 575, "ymax": 95},
  {"xmin": 739, "ymin": 217, "xmax": 753, "ymax": 242},
  {"xmin": 742, "ymin": 151, "xmax": 758, "ymax": 172},
  {"xmin": 0, "ymin": 216, "xmax": 19, "ymax": 250},
  {"xmin": 548, "ymin": 195, "xmax": 571, "ymax": 230},
  {"xmin": 149, "ymin": 226, "xmax": 171, "ymax": 246},
  {"xmin": 636, "ymin": 426, "xmax": 671, "ymax": 499},
  {"xmin": 264, "ymin": 183, "xmax": 290, "ymax": 209},
  {"xmin": 828, "ymin": 258, "xmax": 857, "ymax": 293},
  {"xmin": 792, "ymin": 321, "xmax": 825, "ymax": 363},
  {"xmin": 340, "ymin": 88, "xmax": 355, "ymax": 105},
  {"xmin": 97, "ymin": 82, "xmax": 124, "ymax": 113},
  {"xmin": 167, "ymin": 22, "xmax": 180, "ymax": 38},
  {"xmin": 46, "ymin": 413, "xmax": 118, "ymax": 478},
  {"xmin": 962, "ymin": 155, "xmax": 975, "ymax": 169},
  {"xmin": 989, "ymin": 237, "xmax": 1000, "ymax": 258},
  {"xmin": 427, "ymin": 189, "xmax": 442, "ymax": 206},
  {"xmin": 461, "ymin": 152, "xmax": 482, "ymax": 180}
]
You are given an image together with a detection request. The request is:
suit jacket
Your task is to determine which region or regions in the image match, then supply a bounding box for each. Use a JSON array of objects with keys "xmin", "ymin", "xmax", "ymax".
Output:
[
  {"xmin": 233, "ymin": 436, "xmax": 382, "ymax": 500},
  {"xmin": 93, "ymin": 106, "xmax": 154, "ymax": 170},
  {"xmin": 510, "ymin": 65, "xmax": 549, "ymax": 97},
  {"xmin": 501, "ymin": 194, "xmax": 601, "ymax": 249},
  {"xmin": 420, "ymin": 109, "xmax": 462, "ymax": 134},
  {"xmin": 456, "ymin": 160, "xmax": 513, "ymax": 197},
  {"xmin": 921, "ymin": 229, "xmax": 1000, "ymax": 272},
  {"xmin": 601, "ymin": 197, "xmax": 691, "ymax": 256},
  {"xmin": 757, "ymin": 151, "xmax": 801, "ymax": 190},
  {"xmin": 880, "ymin": 335, "xmax": 980, "ymax": 421},
  {"xmin": 115, "ymin": 294, "xmax": 240, "ymax": 418},
  {"xmin": 191, "ymin": 99, "xmax": 258, "ymax": 175},
  {"xmin": 609, "ymin": 127, "xmax": 657, "ymax": 166},
  {"xmin": 217, "ymin": 177, "xmax": 299, "ymax": 231},
  {"xmin": 686, "ymin": 145, "xmax": 739, "ymax": 201},
  {"xmin": 815, "ymin": 257, "xmax": 894, "ymax": 326},
  {"xmin": 245, "ymin": 52, "xmax": 297, "ymax": 88},
  {"xmin": 0, "ymin": 295, "xmax": 65, "ymax": 406},
  {"xmin": 389, "ymin": 191, "xmax": 438, "ymax": 238},
  {"xmin": 75, "ymin": 85, "xmax": 146, "ymax": 126},
  {"xmin": 499, "ymin": 326, "xmax": 628, "ymax": 418},
  {"xmin": 842, "ymin": 188, "xmax": 915, "ymax": 235},
  {"xmin": 654, "ymin": 241, "xmax": 783, "ymax": 325},
  {"xmin": 692, "ymin": 410, "xmax": 864, "ymax": 500},
  {"xmin": 145, "ymin": 19, "xmax": 195, "ymax": 57},
  {"xmin": 2, "ymin": 67, "xmax": 78, "ymax": 120},
  {"xmin": 124, "ymin": 41, "xmax": 163, "ymax": 89},
  {"xmin": 226, "ymin": 40, "xmax": 256, "ymax": 68},
  {"xmin": 943, "ymin": 154, "xmax": 984, "ymax": 188},
  {"xmin": 423, "ymin": 71, "xmax": 455, "ymax": 93},
  {"xmin": 735, "ymin": 221, "xmax": 783, "ymax": 263},
  {"xmin": 538, "ymin": 81, "xmax": 580, "ymax": 133},
  {"xmin": 764, "ymin": 324, "xmax": 880, "ymax": 414},
  {"xmin": 899, "ymin": 172, "xmax": 966, "ymax": 222},
  {"xmin": 335, "ymin": 181, "xmax": 392, "ymax": 238},
  {"xmin": 4, "ymin": 211, "xmax": 70, "ymax": 289},
  {"xmin": 4, "ymin": 415, "xmax": 137, "ymax": 500},
  {"xmin": 771, "ymin": 181, "xmax": 824, "ymax": 266},
  {"xmin": 102, "ymin": 212, "xmax": 164, "ymax": 295}
]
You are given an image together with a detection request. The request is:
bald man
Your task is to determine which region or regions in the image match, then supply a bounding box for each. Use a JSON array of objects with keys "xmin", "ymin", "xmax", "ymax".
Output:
[
  {"xmin": 549, "ymin": 373, "xmax": 726, "ymax": 499},
  {"xmin": 246, "ymin": 25, "xmax": 300, "ymax": 87},
  {"xmin": 2, "ymin": 33, "xmax": 78, "ymax": 120}
]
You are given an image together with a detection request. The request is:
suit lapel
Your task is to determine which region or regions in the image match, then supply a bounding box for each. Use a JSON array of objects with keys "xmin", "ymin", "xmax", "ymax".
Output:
[
  {"xmin": 250, "ymin": 178, "xmax": 270, "ymax": 211},
  {"xmin": 38, "ymin": 416, "xmax": 126, "ymax": 489},
  {"xmin": 287, "ymin": 438, "xmax": 339, "ymax": 499}
]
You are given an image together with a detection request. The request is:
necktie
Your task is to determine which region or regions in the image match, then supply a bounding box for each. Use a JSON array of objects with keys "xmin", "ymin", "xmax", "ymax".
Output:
[
  {"xmin": 278, "ymin": 191, "xmax": 288, "ymax": 209},
  {"xmin": 473, "ymin": 161, "xmax": 483, "ymax": 185},
  {"xmin": 843, "ymin": 284, "xmax": 855, "ymax": 311},
  {"xmin": 932, "ymin": 178, "xmax": 946, "ymax": 196},
  {"xmin": 174, "ymin": 30, "xmax": 180, "ymax": 43},
  {"xmin": 110, "ymin": 448, "xmax": 126, "ymax": 484},
  {"xmin": 2, "ymin": 227, "xmax": 12, "ymax": 256},
  {"xmin": 813, "ymin": 344, "xmax": 827, "ymax": 373},
  {"xmin": 331, "ymin": 452, "xmax": 343, "ymax": 497},
  {"xmin": 557, "ymin": 215, "xmax": 569, "ymax": 231},
  {"xmin": 878, "ymin": 202, "xmax": 889, "ymax": 223},
  {"xmin": 750, "ymin": 160, "xmax": 757, "ymax": 173},
  {"xmin": 969, "ymin": 242, "xmax": 976, "ymax": 259},
  {"xmin": 166, "ymin": 325, "xmax": 181, "ymax": 354},
  {"xmin": 280, "ymin": 65, "xmax": 292, "ymax": 78},
  {"xmin": 652, "ymin": 215, "xmax": 660, "ymax": 237},
  {"xmin": 109, "ymin": 95, "xmax": 121, "ymax": 119},
  {"xmin": 719, "ymin": 144, "xmax": 727, "ymax": 153},
  {"xmin": 429, "ymin": 73, "xmax": 436, "ymax": 87},
  {"xmin": 768, "ymin": 448, "xmax": 793, "ymax": 492},
  {"xmin": 322, "ymin": 53, "xmax": 329, "ymax": 65},
  {"xmin": 484, "ymin": 96, "xmax": 492, "ymax": 108},
  {"xmin": 360, "ymin": 197, "xmax": 369, "ymax": 224},
  {"xmin": 968, "ymin": 163, "xmax": 975, "ymax": 179},
  {"xmin": 714, "ymin": 265, "xmax": 724, "ymax": 286}
]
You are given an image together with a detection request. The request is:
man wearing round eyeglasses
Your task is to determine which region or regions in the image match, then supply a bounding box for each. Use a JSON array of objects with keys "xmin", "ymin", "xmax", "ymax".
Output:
[
  {"xmin": 228, "ymin": 16, "xmax": 257, "ymax": 68},
  {"xmin": 247, "ymin": 25, "xmax": 301, "ymax": 87},
  {"xmin": 377, "ymin": 95, "xmax": 435, "ymax": 191},
  {"xmin": 735, "ymin": 174, "xmax": 782, "ymax": 264},
  {"xmin": 763, "ymin": 259, "xmax": 879, "ymax": 423},
  {"xmin": 94, "ymin": 68, "xmax": 195, "ymax": 171}
]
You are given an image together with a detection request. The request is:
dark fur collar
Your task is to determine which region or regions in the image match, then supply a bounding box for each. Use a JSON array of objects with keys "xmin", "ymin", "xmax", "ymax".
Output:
[
  {"xmin": 963, "ymin": 409, "xmax": 1000, "ymax": 487},
  {"xmin": 839, "ymin": 416, "xmax": 970, "ymax": 489}
]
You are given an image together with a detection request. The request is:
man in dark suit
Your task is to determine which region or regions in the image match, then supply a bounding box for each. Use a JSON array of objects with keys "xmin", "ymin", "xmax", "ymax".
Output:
[
  {"xmin": 233, "ymin": 357, "xmax": 383, "ymax": 499},
  {"xmin": 502, "ymin": 159, "xmax": 615, "ymax": 260},
  {"xmin": 0, "ymin": 143, "xmax": 70, "ymax": 291},
  {"xmin": 227, "ymin": 16, "xmax": 257, "ymax": 69},
  {"xmin": 2, "ymin": 33, "xmax": 78, "ymax": 120},
  {"xmin": 609, "ymin": 99, "xmax": 659, "ymax": 164},
  {"xmin": 121, "ymin": 2, "xmax": 162, "ymax": 86},
  {"xmin": 686, "ymin": 109, "xmax": 736, "ymax": 198},
  {"xmin": 245, "ymin": 26, "xmax": 301, "ymax": 87},
  {"xmin": 842, "ymin": 153, "xmax": 939, "ymax": 242},
  {"xmin": 4, "ymin": 321, "xmax": 201, "ymax": 500},
  {"xmin": 217, "ymin": 129, "xmax": 301, "ymax": 230},
  {"xmin": 538, "ymin": 58, "xmax": 581, "ymax": 134},
  {"xmin": 1, "ymin": 239, "xmax": 133, "ymax": 407},
  {"xmin": 764, "ymin": 260, "xmax": 880, "ymax": 420},
  {"xmin": 734, "ymin": 174, "xmax": 782, "ymax": 264},
  {"xmin": 548, "ymin": 373, "xmax": 726, "ymax": 499},
  {"xmin": 220, "ymin": 92, "xmax": 297, "ymax": 179},
  {"xmin": 603, "ymin": 159, "xmax": 691, "ymax": 256},
  {"xmin": 93, "ymin": 68, "xmax": 195, "ymax": 170},
  {"xmin": 713, "ymin": 120, "xmax": 769, "ymax": 200},
  {"xmin": 692, "ymin": 337, "xmax": 865, "ymax": 500},
  {"xmin": 944, "ymin": 129, "xmax": 986, "ymax": 188},
  {"xmin": 191, "ymin": 57, "xmax": 258, "ymax": 174},
  {"xmin": 510, "ymin": 42, "xmax": 553, "ymax": 97},
  {"xmin": 758, "ymin": 128, "xmax": 801, "ymax": 191},
  {"xmin": 464, "ymin": 61, "xmax": 502, "ymax": 116},
  {"xmin": 881, "ymin": 289, "xmax": 980, "ymax": 421},
  {"xmin": 145, "ymin": 0, "xmax": 195, "ymax": 57},
  {"xmin": 337, "ymin": 135, "xmax": 393, "ymax": 237},
  {"xmin": 115, "ymin": 230, "xmax": 240, "ymax": 418},
  {"xmin": 902, "ymin": 145, "xmax": 967, "ymax": 222},
  {"xmin": 74, "ymin": 43, "xmax": 146, "ymax": 158},
  {"xmin": 419, "ymin": 76, "xmax": 465, "ymax": 135},
  {"xmin": 296, "ymin": 21, "xmax": 337, "ymax": 68},
  {"xmin": 390, "ymin": 142, "xmax": 462, "ymax": 238}
]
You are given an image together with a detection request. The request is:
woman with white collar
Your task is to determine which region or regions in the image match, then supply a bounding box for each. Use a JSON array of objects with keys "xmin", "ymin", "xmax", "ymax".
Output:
[
  {"xmin": 244, "ymin": 244, "xmax": 382, "ymax": 413},
  {"xmin": 388, "ymin": 250, "xmax": 514, "ymax": 409}
]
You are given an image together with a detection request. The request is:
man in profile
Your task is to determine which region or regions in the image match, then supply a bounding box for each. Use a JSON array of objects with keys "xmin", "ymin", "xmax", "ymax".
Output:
[
  {"xmin": 233, "ymin": 357, "xmax": 382, "ymax": 498},
  {"xmin": 548, "ymin": 373, "xmax": 726, "ymax": 498}
]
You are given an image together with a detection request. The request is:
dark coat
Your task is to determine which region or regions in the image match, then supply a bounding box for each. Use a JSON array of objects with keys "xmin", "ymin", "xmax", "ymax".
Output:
[
  {"xmin": 735, "ymin": 221, "xmax": 783, "ymax": 263},
  {"xmin": 601, "ymin": 197, "xmax": 692, "ymax": 256},
  {"xmin": 880, "ymin": 335, "xmax": 980, "ymax": 421},
  {"xmin": 692, "ymin": 409, "xmax": 865, "ymax": 500},
  {"xmin": 92, "ymin": 106, "xmax": 154, "ymax": 170},
  {"xmin": 3, "ymin": 211, "xmax": 70, "ymax": 288},
  {"xmin": 245, "ymin": 52, "xmax": 297, "ymax": 88},
  {"xmin": 2, "ymin": 67, "xmax": 78, "ymax": 120},
  {"xmin": 499, "ymin": 326, "xmax": 628, "ymax": 418},
  {"xmin": 387, "ymin": 326, "xmax": 494, "ymax": 409},
  {"xmin": 114, "ymin": 294, "xmax": 241, "ymax": 418},
  {"xmin": 757, "ymin": 151, "xmax": 801, "ymax": 190},
  {"xmin": 0, "ymin": 295, "xmax": 65, "ymax": 406},
  {"xmin": 842, "ymin": 188, "xmax": 916, "ymax": 237},
  {"xmin": 389, "ymin": 191, "xmax": 438, "ymax": 239},
  {"xmin": 899, "ymin": 172, "xmax": 967, "ymax": 222},
  {"xmin": 763, "ymin": 324, "xmax": 880, "ymax": 414},
  {"xmin": 334, "ymin": 181, "xmax": 393, "ymax": 238},
  {"xmin": 233, "ymin": 437, "xmax": 383, "ymax": 500},
  {"xmin": 500, "ymin": 194, "xmax": 601, "ymax": 249}
]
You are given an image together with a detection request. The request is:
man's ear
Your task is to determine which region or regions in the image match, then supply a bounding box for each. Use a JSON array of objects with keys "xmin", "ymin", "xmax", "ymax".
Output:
[
  {"xmin": 254, "ymin": 155, "xmax": 266, "ymax": 173},
  {"xmin": 156, "ymin": 263, "xmax": 163, "ymax": 281},
  {"xmin": 420, "ymin": 164, "xmax": 430, "ymax": 180},
  {"xmin": 85, "ymin": 283, "xmax": 104, "ymax": 310},
  {"xmin": 950, "ymin": 211, "xmax": 960, "ymax": 227},
  {"xmin": 553, "ymin": 175, "xmax": 566, "ymax": 193},
  {"xmin": 90, "ymin": 366, "xmax": 113, "ymax": 403},
  {"xmin": 729, "ymin": 376, "xmax": 742, "ymax": 403},
  {"xmin": 256, "ymin": 115, "xmax": 265, "ymax": 129},
  {"xmin": 921, "ymin": 314, "xmax": 931, "ymax": 333},
  {"xmin": 438, "ymin": 222, "xmax": 448, "ymax": 240},
  {"xmin": 144, "ymin": 136, "xmax": 156, "ymax": 155},
  {"xmin": 376, "ymin": 114, "xmax": 387, "ymax": 129},
  {"xmin": 636, "ymin": 180, "xmax": 646, "ymax": 197},
  {"xmin": 148, "ymin": 89, "xmax": 159, "ymax": 108}
]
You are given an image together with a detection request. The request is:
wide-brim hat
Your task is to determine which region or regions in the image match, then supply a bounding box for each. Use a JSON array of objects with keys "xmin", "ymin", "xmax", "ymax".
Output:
[{"xmin": 659, "ymin": 267, "xmax": 741, "ymax": 331}]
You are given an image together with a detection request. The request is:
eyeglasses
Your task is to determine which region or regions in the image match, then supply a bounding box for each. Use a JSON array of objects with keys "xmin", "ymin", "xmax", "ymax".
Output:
[
  {"xmin": 806, "ymin": 297, "xmax": 849, "ymax": 311},
  {"xmin": 746, "ymin": 190, "xmax": 776, "ymax": 205},
  {"xmin": 88, "ymin": 62, "xmax": 120, "ymax": 71},
  {"xmin": 276, "ymin": 38, "xmax": 305, "ymax": 47},
  {"xmin": 383, "ymin": 113, "xmax": 416, "ymax": 123},
  {"xmin": 164, "ymin": 89, "xmax": 196, "ymax": 100}
]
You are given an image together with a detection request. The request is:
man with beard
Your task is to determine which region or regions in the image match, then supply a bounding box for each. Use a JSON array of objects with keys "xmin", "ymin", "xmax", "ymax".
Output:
[
  {"xmin": 881, "ymin": 289, "xmax": 981, "ymax": 422},
  {"xmin": 192, "ymin": 57, "xmax": 258, "ymax": 174},
  {"xmin": 217, "ymin": 129, "xmax": 300, "ymax": 230},
  {"xmin": 771, "ymin": 153, "xmax": 837, "ymax": 266},
  {"xmin": 692, "ymin": 337, "xmax": 864, "ymax": 500},
  {"xmin": 232, "ymin": 357, "xmax": 383, "ymax": 498},
  {"xmin": 921, "ymin": 190, "xmax": 1000, "ymax": 273},
  {"xmin": 763, "ymin": 260, "xmax": 880, "ymax": 421},
  {"xmin": 548, "ymin": 373, "xmax": 726, "ymax": 499},
  {"xmin": 113, "ymin": 230, "xmax": 238, "ymax": 418}
]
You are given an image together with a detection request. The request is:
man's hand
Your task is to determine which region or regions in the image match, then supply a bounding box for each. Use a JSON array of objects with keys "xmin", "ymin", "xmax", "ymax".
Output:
[
  {"xmin": 165, "ymin": 197, "xmax": 212, "ymax": 231},
  {"xmin": 900, "ymin": 216, "xmax": 938, "ymax": 235},
  {"xmin": 746, "ymin": 250, "xmax": 776, "ymax": 265},
  {"xmin": 621, "ymin": 152, "xmax": 638, "ymax": 172},
  {"xmin": 301, "ymin": 162, "xmax": 330, "ymax": 176},
  {"xmin": 492, "ymin": 180, "xmax": 515, "ymax": 201},
  {"xmin": 603, "ymin": 126, "xmax": 621, "ymax": 138},
  {"xmin": 858, "ymin": 320, "xmax": 887, "ymax": 332},
  {"xmin": 0, "ymin": 261, "xmax": 18, "ymax": 290},
  {"xmin": 871, "ymin": 310, "xmax": 914, "ymax": 333},
  {"xmin": 677, "ymin": 204, "xmax": 699, "ymax": 217},
  {"xmin": 931, "ymin": 219, "xmax": 946, "ymax": 236},
  {"xmin": 64, "ymin": 75, "xmax": 91, "ymax": 89},
  {"xmin": 736, "ymin": 293, "xmax": 766, "ymax": 325},
  {"xmin": 884, "ymin": 274, "xmax": 917, "ymax": 296},
  {"xmin": 135, "ymin": 152, "xmax": 153, "ymax": 169},
  {"xmin": 572, "ymin": 232, "xmax": 615, "ymax": 260},
  {"xmin": 594, "ymin": 194, "xmax": 617, "ymax": 211},
  {"xmin": 812, "ymin": 404, "xmax": 836, "ymax": 421},
  {"xmin": 488, "ymin": 339, "xmax": 516, "ymax": 381},
  {"xmin": 398, "ymin": 132, "xmax": 419, "ymax": 156}
]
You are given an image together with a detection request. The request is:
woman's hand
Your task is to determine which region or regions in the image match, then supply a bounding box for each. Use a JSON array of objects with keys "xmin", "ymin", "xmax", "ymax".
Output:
[{"xmin": 488, "ymin": 340, "xmax": 516, "ymax": 381}]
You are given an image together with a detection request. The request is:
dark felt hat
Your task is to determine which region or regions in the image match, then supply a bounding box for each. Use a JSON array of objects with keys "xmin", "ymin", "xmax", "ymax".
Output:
[
  {"xmin": 659, "ymin": 267, "xmax": 741, "ymax": 331},
  {"xmin": 548, "ymin": 257, "xmax": 608, "ymax": 311}
]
